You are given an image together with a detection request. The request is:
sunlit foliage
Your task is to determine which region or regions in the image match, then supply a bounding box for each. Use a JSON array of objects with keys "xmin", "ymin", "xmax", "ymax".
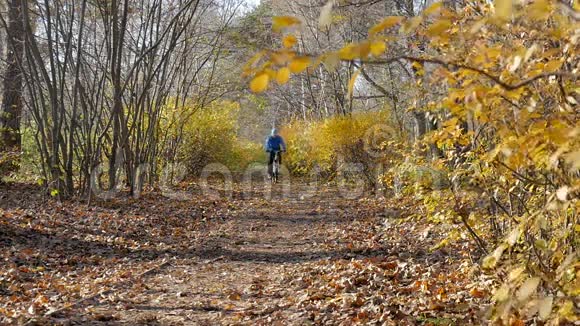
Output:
[{"xmin": 246, "ymin": 0, "xmax": 579, "ymax": 322}]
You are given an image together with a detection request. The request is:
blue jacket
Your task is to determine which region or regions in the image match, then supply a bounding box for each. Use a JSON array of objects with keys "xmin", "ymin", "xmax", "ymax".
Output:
[{"xmin": 265, "ymin": 135, "xmax": 286, "ymax": 152}]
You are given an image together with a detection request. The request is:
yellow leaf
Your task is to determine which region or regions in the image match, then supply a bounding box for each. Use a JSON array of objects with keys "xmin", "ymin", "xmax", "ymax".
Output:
[
  {"xmin": 348, "ymin": 69, "xmax": 360, "ymax": 98},
  {"xmin": 484, "ymin": 244, "xmax": 507, "ymax": 269},
  {"xmin": 358, "ymin": 41, "xmax": 371, "ymax": 59},
  {"xmin": 482, "ymin": 256, "xmax": 497, "ymax": 269},
  {"xmin": 426, "ymin": 19, "xmax": 451, "ymax": 37},
  {"xmin": 265, "ymin": 68, "xmax": 277, "ymax": 79},
  {"xmin": 369, "ymin": 16, "xmax": 404, "ymax": 35},
  {"xmin": 228, "ymin": 292, "xmax": 241, "ymax": 300},
  {"xmin": 276, "ymin": 67, "xmax": 290, "ymax": 85},
  {"xmin": 272, "ymin": 16, "xmax": 301, "ymax": 32},
  {"xmin": 542, "ymin": 48, "xmax": 560, "ymax": 59},
  {"xmin": 538, "ymin": 296, "xmax": 553, "ymax": 320},
  {"xmin": 323, "ymin": 52, "xmax": 340, "ymax": 71},
  {"xmin": 339, "ymin": 44, "xmax": 359, "ymax": 60},
  {"xmin": 544, "ymin": 60, "xmax": 563, "ymax": 72},
  {"xmin": 423, "ymin": 2, "xmax": 443, "ymax": 16},
  {"xmin": 557, "ymin": 300, "xmax": 575, "ymax": 319},
  {"xmin": 339, "ymin": 42, "xmax": 370, "ymax": 60},
  {"xmin": 506, "ymin": 227, "xmax": 520, "ymax": 246},
  {"xmin": 430, "ymin": 238, "xmax": 449, "ymax": 251},
  {"xmin": 534, "ymin": 239, "xmax": 548, "ymax": 250},
  {"xmin": 556, "ymin": 252, "xmax": 576, "ymax": 276},
  {"xmin": 250, "ymin": 72, "xmax": 269, "ymax": 93},
  {"xmin": 517, "ymin": 277, "xmax": 540, "ymax": 302},
  {"xmin": 271, "ymin": 51, "xmax": 294, "ymax": 66},
  {"xmin": 529, "ymin": 0, "xmax": 551, "ymax": 20},
  {"xmin": 370, "ymin": 41, "xmax": 386, "ymax": 56},
  {"xmin": 494, "ymin": 0, "xmax": 513, "ymax": 21},
  {"xmin": 564, "ymin": 150, "xmax": 580, "ymax": 170},
  {"xmin": 242, "ymin": 50, "xmax": 266, "ymax": 76},
  {"xmin": 289, "ymin": 57, "xmax": 311, "ymax": 73},
  {"xmin": 493, "ymin": 285, "xmax": 510, "ymax": 302},
  {"xmin": 282, "ymin": 35, "xmax": 297, "ymax": 49},
  {"xmin": 469, "ymin": 18, "xmax": 487, "ymax": 34},
  {"xmin": 509, "ymin": 55, "xmax": 522, "ymax": 72},
  {"xmin": 412, "ymin": 61, "xmax": 424, "ymax": 76},
  {"xmin": 401, "ymin": 16, "xmax": 422, "ymax": 34},
  {"xmin": 319, "ymin": 1, "xmax": 334, "ymax": 28},
  {"xmin": 508, "ymin": 266, "xmax": 526, "ymax": 281}
]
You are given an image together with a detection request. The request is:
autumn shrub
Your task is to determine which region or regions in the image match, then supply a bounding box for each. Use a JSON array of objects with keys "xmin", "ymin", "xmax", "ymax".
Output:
[
  {"xmin": 281, "ymin": 110, "xmax": 396, "ymax": 186},
  {"xmin": 378, "ymin": 3, "xmax": 580, "ymax": 323},
  {"xmin": 0, "ymin": 150, "xmax": 19, "ymax": 184},
  {"xmin": 1, "ymin": 127, "xmax": 59, "ymax": 184},
  {"xmin": 381, "ymin": 125, "xmax": 579, "ymax": 322},
  {"xmin": 280, "ymin": 119, "xmax": 313, "ymax": 176},
  {"xmin": 169, "ymin": 100, "xmax": 264, "ymax": 175}
]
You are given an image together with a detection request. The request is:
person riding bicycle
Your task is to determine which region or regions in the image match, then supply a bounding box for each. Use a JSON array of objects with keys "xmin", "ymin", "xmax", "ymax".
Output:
[{"xmin": 264, "ymin": 128, "xmax": 286, "ymax": 178}]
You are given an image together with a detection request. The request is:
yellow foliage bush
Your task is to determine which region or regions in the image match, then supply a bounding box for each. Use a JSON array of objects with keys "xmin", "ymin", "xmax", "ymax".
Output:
[
  {"xmin": 162, "ymin": 100, "xmax": 265, "ymax": 174},
  {"xmin": 281, "ymin": 110, "xmax": 395, "ymax": 181}
]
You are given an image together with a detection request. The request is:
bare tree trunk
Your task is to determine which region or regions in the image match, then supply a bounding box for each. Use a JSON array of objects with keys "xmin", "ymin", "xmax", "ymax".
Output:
[
  {"xmin": 298, "ymin": 39, "xmax": 306, "ymax": 120},
  {"xmin": 0, "ymin": 0, "xmax": 25, "ymax": 150},
  {"xmin": 108, "ymin": 0, "xmax": 129, "ymax": 189},
  {"xmin": 427, "ymin": 115, "xmax": 443, "ymax": 159},
  {"xmin": 413, "ymin": 111, "xmax": 426, "ymax": 141},
  {"xmin": 65, "ymin": 0, "xmax": 88, "ymax": 194},
  {"xmin": 0, "ymin": 1, "xmax": 5, "ymax": 100}
]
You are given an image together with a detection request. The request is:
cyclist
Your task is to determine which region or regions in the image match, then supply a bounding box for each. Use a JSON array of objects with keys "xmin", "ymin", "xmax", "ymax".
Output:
[{"xmin": 264, "ymin": 128, "xmax": 286, "ymax": 179}]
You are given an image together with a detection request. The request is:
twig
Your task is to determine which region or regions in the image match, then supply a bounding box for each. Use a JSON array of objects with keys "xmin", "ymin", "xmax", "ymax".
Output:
[
  {"xmin": 262, "ymin": 49, "xmax": 576, "ymax": 91},
  {"xmin": 494, "ymin": 160, "xmax": 548, "ymax": 186},
  {"xmin": 204, "ymin": 255, "xmax": 226, "ymax": 264},
  {"xmin": 450, "ymin": 188, "xmax": 488, "ymax": 254},
  {"xmin": 363, "ymin": 55, "xmax": 577, "ymax": 91},
  {"xmin": 461, "ymin": 214, "xmax": 489, "ymax": 255}
]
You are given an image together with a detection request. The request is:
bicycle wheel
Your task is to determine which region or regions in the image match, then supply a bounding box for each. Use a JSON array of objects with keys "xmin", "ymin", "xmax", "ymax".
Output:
[
  {"xmin": 272, "ymin": 163, "xmax": 279, "ymax": 183},
  {"xmin": 272, "ymin": 152, "xmax": 280, "ymax": 183}
]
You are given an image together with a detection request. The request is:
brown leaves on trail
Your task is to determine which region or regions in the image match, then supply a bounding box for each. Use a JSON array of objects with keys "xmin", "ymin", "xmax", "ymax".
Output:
[
  {"xmin": 218, "ymin": 193, "xmax": 492, "ymax": 325},
  {"xmin": 0, "ymin": 183, "xmax": 235, "ymax": 324},
  {"xmin": 282, "ymin": 204, "xmax": 489, "ymax": 325},
  {"xmin": 2, "ymin": 183, "xmax": 495, "ymax": 324}
]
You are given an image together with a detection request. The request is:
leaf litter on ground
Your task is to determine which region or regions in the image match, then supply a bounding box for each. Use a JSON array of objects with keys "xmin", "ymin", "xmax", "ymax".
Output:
[{"xmin": 0, "ymin": 182, "xmax": 493, "ymax": 325}]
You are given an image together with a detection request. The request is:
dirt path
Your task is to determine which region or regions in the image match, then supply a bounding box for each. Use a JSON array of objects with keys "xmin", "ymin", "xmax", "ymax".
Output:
[
  {"xmin": 45, "ymin": 183, "xmax": 372, "ymax": 325},
  {"xmin": 120, "ymin": 185, "xmax": 357, "ymax": 325},
  {"xmin": 28, "ymin": 182, "xmax": 485, "ymax": 325}
]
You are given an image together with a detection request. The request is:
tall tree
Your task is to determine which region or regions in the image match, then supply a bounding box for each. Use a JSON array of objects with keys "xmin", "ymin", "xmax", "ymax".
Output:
[{"xmin": 0, "ymin": 0, "xmax": 25, "ymax": 150}]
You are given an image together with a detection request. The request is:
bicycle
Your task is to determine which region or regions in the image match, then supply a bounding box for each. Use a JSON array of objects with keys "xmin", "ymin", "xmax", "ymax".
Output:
[{"xmin": 271, "ymin": 150, "xmax": 282, "ymax": 183}]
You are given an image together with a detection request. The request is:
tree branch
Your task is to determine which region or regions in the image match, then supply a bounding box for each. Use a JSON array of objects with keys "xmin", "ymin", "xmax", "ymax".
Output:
[
  {"xmin": 363, "ymin": 55, "xmax": 577, "ymax": 91},
  {"xmin": 269, "ymin": 49, "xmax": 576, "ymax": 91}
]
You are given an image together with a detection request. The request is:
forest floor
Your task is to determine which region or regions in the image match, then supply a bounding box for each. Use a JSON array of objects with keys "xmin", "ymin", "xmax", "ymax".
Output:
[{"xmin": 0, "ymin": 180, "xmax": 493, "ymax": 325}]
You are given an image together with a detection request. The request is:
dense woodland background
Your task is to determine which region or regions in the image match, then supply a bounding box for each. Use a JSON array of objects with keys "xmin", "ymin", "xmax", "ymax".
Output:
[
  {"xmin": 0, "ymin": 0, "xmax": 483, "ymax": 195},
  {"xmin": 0, "ymin": 0, "xmax": 578, "ymax": 324}
]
